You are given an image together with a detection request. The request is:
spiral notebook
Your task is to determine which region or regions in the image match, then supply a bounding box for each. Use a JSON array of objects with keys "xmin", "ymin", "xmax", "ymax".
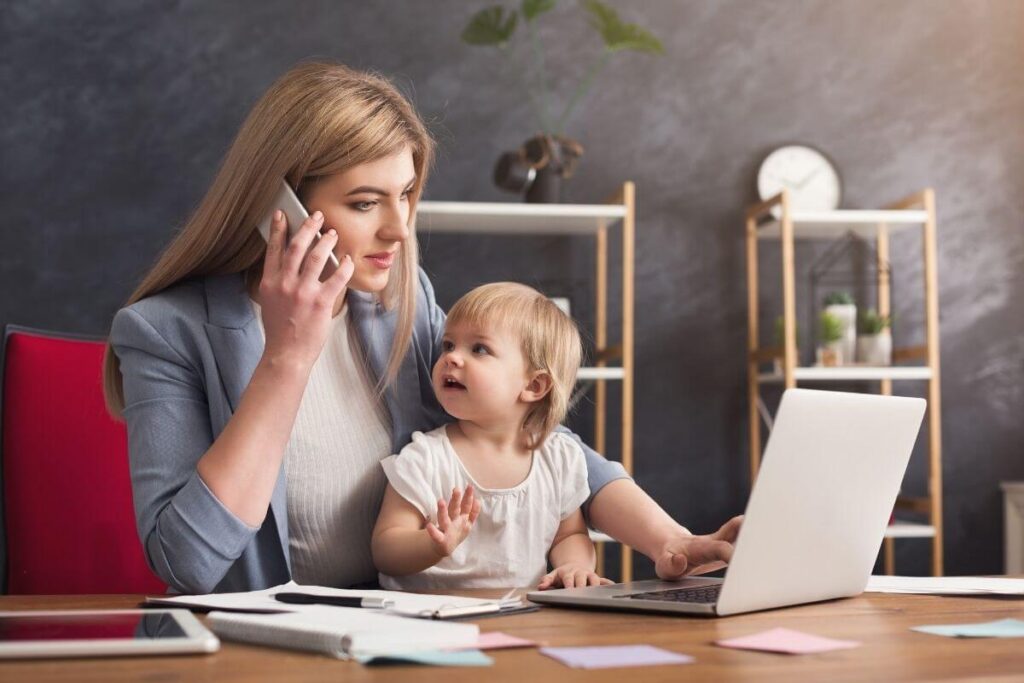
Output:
[{"xmin": 207, "ymin": 605, "xmax": 479, "ymax": 659}]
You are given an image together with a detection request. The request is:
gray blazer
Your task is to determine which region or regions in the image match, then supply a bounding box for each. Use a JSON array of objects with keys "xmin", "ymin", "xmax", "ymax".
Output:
[{"xmin": 110, "ymin": 270, "xmax": 628, "ymax": 594}]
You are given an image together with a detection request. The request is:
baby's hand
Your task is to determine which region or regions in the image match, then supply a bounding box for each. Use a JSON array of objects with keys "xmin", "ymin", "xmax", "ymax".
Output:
[
  {"xmin": 425, "ymin": 486, "xmax": 481, "ymax": 557},
  {"xmin": 537, "ymin": 563, "xmax": 613, "ymax": 590}
]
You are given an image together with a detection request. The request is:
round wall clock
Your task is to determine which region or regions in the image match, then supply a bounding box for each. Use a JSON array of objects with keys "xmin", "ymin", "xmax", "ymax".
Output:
[{"xmin": 757, "ymin": 144, "xmax": 842, "ymax": 212}]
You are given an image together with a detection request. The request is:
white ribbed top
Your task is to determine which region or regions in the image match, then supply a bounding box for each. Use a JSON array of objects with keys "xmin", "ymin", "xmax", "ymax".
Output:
[{"xmin": 252, "ymin": 300, "xmax": 392, "ymax": 587}]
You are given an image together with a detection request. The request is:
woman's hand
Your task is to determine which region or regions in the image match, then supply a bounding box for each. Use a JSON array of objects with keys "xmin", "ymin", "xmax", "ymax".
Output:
[
  {"xmin": 654, "ymin": 515, "xmax": 744, "ymax": 580},
  {"xmin": 425, "ymin": 486, "xmax": 481, "ymax": 557},
  {"xmin": 258, "ymin": 209, "xmax": 354, "ymax": 370},
  {"xmin": 537, "ymin": 563, "xmax": 612, "ymax": 590}
]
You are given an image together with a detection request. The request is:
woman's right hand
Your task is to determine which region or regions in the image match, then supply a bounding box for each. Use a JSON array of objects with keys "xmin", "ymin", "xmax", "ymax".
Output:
[{"xmin": 258, "ymin": 209, "xmax": 354, "ymax": 370}]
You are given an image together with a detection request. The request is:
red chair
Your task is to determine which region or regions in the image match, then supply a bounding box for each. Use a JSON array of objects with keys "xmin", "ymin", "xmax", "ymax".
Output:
[{"xmin": 1, "ymin": 325, "xmax": 165, "ymax": 594}]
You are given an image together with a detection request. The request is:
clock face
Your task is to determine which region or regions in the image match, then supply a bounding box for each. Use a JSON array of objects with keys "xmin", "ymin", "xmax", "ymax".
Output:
[{"xmin": 757, "ymin": 145, "xmax": 842, "ymax": 212}]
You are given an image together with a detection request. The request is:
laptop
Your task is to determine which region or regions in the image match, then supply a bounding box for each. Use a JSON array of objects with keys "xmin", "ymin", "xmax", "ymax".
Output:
[{"xmin": 528, "ymin": 388, "xmax": 926, "ymax": 617}]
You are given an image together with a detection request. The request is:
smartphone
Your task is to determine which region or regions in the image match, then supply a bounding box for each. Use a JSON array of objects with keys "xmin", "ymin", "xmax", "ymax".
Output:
[{"xmin": 257, "ymin": 179, "xmax": 340, "ymax": 269}]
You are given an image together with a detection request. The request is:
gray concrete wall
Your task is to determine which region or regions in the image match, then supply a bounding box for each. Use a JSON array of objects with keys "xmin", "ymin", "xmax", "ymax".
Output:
[{"xmin": 3, "ymin": 0, "xmax": 1021, "ymax": 576}]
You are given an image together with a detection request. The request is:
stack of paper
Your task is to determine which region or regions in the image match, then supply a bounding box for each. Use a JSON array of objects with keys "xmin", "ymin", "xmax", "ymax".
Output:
[
  {"xmin": 866, "ymin": 575, "xmax": 1024, "ymax": 596},
  {"xmin": 147, "ymin": 580, "xmax": 520, "ymax": 619}
]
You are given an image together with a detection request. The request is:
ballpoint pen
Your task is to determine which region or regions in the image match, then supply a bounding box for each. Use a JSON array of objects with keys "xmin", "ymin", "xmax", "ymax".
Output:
[{"xmin": 273, "ymin": 592, "xmax": 394, "ymax": 609}]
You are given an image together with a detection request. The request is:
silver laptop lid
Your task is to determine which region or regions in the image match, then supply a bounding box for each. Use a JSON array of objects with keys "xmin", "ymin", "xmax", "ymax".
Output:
[{"xmin": 716, "ymin": 388, "xmax": 925, "ymax": 616}]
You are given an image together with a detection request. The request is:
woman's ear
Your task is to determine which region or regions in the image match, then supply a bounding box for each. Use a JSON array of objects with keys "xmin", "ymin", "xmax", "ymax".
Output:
[{"xmin": 520, "ymin": 370, "xmax": 553, "ymax": 404}]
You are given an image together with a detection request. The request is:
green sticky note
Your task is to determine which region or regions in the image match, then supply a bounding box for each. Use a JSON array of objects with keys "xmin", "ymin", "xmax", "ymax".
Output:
[{"xmin": 911, "ymin": 618, "xmax": 1024, "ymax": 638}]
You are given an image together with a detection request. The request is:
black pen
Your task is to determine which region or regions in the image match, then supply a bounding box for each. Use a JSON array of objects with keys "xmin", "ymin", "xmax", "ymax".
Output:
[{"xmin": 273, "ymin": 592, "xmax": 393, "ymax": 609}]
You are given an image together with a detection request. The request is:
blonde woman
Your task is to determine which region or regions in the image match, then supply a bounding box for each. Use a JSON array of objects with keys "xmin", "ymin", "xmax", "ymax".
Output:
[{"xmin": 105, "ymin": 61, "xmax": 741, "ymax": 594}]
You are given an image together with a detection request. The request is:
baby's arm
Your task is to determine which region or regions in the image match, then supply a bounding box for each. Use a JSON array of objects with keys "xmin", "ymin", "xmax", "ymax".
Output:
[
  {"xmin": 538, "ymin": 509, "xmax": 613, "ymax": 590},
  {"xmin": 371, "ymin": 483, "xmax": 480, "ymax": 576}
]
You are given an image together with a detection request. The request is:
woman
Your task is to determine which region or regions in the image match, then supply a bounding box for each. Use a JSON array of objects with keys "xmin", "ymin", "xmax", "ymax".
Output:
[{"xmin": 105, "ymin": 61, "xmax": 740, "ymax": 594}]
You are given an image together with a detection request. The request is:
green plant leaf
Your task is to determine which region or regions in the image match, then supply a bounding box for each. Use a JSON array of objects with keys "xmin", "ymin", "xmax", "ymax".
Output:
[
  {"xmin": 462, "ymin": 6, "xmax": 519, "ymax": 46},
  {"xmin": 582, "ymin": 0, "xmax": 664, "ymax": 54},
  {"xmin": 522, "ymin": 0, "xmax": 556, "ymax": 22}
]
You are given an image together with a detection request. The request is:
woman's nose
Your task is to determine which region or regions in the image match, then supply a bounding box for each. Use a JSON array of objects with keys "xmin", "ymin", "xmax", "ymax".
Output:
[{"xmin": 378, "ymin": 203, "xmax": 410, "ymax": 242}]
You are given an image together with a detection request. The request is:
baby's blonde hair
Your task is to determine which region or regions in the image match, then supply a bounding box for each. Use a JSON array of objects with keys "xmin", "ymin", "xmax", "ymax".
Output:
[{"xmin": 446, "ymin": 282, "xmax": 582, "ymax": 449}]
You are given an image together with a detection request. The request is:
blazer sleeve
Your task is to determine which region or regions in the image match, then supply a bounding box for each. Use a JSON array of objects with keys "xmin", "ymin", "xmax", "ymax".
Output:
[
  {"xmin": 415, "ymin": 268, "xmax": 631, "ymax": 522},
  {"xmin": 111, "ymin": 306, "xmax": 258, "ymax": 594}
]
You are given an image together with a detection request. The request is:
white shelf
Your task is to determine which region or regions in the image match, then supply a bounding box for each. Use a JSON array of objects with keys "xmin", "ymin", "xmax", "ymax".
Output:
[
  {"xmin": 758, "ymin": 366, "xmax": 933, "ymax": 383},
  {"xmin": 885, "ymin": 521, "xmax": 936, "ymax": 539},
  {"xmin": 578, "ymin": 367, "xmax": 625, "ymax": 381},
  {"xmin": 589, "ymin": 530, "xmax": 617, "ymax": 544},
  {"xmin": 417, "ymin": 201, "xmax": 626, "ymax": 235},
  {"xmin": 758, "ymin": 209, "xmax": 929, "ymax": 240}
]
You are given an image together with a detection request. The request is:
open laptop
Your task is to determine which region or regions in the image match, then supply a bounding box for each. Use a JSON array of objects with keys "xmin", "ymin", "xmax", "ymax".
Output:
[{"xmin": 528, "ymin": 388, "xmax": 926, "ymax": 617}]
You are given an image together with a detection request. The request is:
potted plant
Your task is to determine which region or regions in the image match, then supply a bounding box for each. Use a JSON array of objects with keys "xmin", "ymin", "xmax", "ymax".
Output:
[
  {"xmin": 823, "ymin": 291, "xmax": 856, "ymax": 365},
  {"xmin": 462, "ymin": 0, "xmax": 664, "ymax": 202},
  {"xmin": 856, "ymin": 308, "xmax": 893, "ymax": 366},
  {"xmin": 817, "ymin": 311, "xmax": 844, "ymax": 367}
]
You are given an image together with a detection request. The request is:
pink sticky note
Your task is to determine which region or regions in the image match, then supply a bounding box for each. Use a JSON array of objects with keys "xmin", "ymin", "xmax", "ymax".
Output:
[
  {"xmin": 716, "ymin": 628, "xmax": 860, "ymax": 655},
  {"xmin": 475, "ymin": 632, "xmax": 538, "ymax": 650},
  {"xmin": 447, "ymin": 632, "xmax": 538, "ymax": 651},
  {"xmin": 540, "ymin": 645, "xmax": 694, "ymax": 669}
]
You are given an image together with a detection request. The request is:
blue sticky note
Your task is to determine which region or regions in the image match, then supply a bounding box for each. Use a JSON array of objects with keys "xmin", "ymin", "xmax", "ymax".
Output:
[
  {"xmin": 356, "ymin": 649, "xmax": 494, "ymax": 666},
  {"xmin": 911, "ymin": 618, "xmax": 1024, "ymax": 638}
]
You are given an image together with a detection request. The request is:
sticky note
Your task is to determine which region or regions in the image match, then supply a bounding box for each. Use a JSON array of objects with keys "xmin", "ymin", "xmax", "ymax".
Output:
[
  {"xmin": 472, "ymin": 632, "xmax": 538, "ymax": 650},
  {"xmin": 911, "ymin": 618, "xmax": 1024, "ymax": 638},
  {"xmin": 539, "ymin": 645, "xmax": 694, "ymax": 669},
  {"xmin": 716, "ymin": 628, "xmax": 860, "ymax": 654},
  {"xmin": 357, "ymin": 649, "xmax": 494, "ymax": 666}
]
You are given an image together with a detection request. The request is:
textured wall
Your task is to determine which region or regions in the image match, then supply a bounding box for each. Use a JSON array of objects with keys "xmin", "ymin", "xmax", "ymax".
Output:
[{"xmin": 2, "ymin": 1, "xmax": 1021, "ymax": 577}]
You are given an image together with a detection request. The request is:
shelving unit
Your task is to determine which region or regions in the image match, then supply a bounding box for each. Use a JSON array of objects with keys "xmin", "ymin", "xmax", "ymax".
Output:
[
  {"xmin": 745, "ymin": 188, "xmax": 944, "ymax": 576},
  {"xmin": 418, "ymin": 183, "xmax": 636, "ymax": 582}
]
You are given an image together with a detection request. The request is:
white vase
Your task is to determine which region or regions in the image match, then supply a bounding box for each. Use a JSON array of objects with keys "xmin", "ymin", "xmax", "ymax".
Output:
[
  {"xmin": 825, "ymin": 303, "xmax": 856, "ymax": 366},
  {"xmin": 856, "ymin": 331, "xmax": 892, "ymax": 366}
]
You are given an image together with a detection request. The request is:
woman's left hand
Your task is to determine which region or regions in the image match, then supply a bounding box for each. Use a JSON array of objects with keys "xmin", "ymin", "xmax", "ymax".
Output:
[{"xmin": 537, "ymin": 563, "xmax": 613, "ymax": 590}]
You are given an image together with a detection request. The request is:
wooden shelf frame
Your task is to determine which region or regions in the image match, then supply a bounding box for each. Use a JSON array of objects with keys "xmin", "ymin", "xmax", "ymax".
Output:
[
  {"xmin": 745, "ymin": 188, "xmax": 943, "ymax": 576},
  {"xmin": 420, "ymin": 184, "xmax": 636, "ymax": 582}
]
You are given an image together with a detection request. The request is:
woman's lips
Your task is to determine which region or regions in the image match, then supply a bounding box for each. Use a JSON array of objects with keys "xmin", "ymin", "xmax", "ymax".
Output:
[{"xmin": 365, "ymin": 252, "xmax": 395, "ymax": 270}]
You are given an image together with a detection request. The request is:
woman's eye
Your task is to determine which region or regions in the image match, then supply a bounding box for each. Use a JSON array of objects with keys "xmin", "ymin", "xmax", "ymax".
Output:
[
  {"xmin": 352, "ymin": 201, "xmax": 376, "ymax": 212},
  {"xmin": 400, "ymin": 189, "xmax": 412, "ymax": 201},
  {"xmin": 472, "ymin": 344, "xmax": 490, "ymax": 355}
]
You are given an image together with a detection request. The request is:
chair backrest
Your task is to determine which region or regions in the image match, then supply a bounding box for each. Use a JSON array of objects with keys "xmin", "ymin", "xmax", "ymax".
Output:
[{"xmin": 1, "ymin": 325, "xmax": 165, "ymax": 594}]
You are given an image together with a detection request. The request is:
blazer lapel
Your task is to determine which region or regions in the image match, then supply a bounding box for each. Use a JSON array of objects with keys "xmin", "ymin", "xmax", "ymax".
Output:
[{"xmin": 202, "ymin": 273, "xmax": 291, "ymax": 574}]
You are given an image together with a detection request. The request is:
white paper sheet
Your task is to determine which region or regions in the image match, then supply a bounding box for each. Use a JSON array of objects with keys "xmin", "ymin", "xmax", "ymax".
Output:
[
  {"xmin": 865, "ymin": 575, "xmax": 1024, "ymax": 595},
  {"xmin": 146, "ymin": 581, "xmax": 517, "ymax": 618}
]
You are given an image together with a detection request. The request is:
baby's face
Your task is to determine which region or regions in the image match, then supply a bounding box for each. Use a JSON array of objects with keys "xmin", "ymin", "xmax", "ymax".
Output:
[{"xmin": 432, "ymin": 321, "xmax": 531, "ymax": 424}]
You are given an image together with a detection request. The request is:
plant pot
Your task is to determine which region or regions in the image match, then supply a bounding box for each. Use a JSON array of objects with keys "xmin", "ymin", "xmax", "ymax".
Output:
[
  {"xmin": 856, "ymin": 331, "xmax": 892, "ymax": 366},
  {"xmin": 816, "ymin": 342, "xmax": 844, "ymax": 367},
  {"xmin": 494, "ymin": 135, "xmax": 584, "ymax": 204},
  {"xmin": 824, "ymin": 303, "xmax": 856, "ymax": 366}
]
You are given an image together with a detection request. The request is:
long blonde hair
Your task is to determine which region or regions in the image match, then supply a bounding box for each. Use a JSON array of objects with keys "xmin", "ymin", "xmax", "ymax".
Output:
[
  {"xmin": 103, "ymin": 61, "xmax": 434, "ymax": 416},
  {"xmin": 446, "ymin": 282, "xmax": 583, "ymax": 449}
]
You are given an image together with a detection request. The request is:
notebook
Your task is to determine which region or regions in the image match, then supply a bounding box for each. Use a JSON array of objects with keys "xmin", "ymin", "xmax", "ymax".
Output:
[
  {"xmin": 207, "ymin": 605, "xmax": 479, "ymax": 659},
  {"xmin": 146, "ymin": 581, "xmax": 525, "ymax": 620}
]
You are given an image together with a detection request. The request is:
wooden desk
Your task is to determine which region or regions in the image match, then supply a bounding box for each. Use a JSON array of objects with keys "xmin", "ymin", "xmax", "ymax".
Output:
[{"xmin": 1, "ymin": 591, "xmax": 1022, "ymax": 681}]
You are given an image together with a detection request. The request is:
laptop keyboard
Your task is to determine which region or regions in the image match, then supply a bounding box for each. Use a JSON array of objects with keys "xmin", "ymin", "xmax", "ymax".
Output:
[{"xmin": 614, "ymin": 584, "xmax": 722, "ymax": 604}]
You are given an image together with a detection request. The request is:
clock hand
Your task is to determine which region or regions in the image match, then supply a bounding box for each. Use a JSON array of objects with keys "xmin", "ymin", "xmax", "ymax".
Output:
[{"xmin": 795, "ymin": 168, "xmax": 821, "ymax": 189}]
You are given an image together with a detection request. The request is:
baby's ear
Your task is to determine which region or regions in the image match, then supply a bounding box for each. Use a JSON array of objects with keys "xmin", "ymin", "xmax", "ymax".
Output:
[{"xmin": 520, "ymin": 370, "xmax": 553, "ymax": 404}]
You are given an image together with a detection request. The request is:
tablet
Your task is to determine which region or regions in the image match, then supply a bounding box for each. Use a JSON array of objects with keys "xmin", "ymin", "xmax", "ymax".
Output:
[{"xmin": 0, "ymin": 609, "xmax": 219, "ymax": 659}]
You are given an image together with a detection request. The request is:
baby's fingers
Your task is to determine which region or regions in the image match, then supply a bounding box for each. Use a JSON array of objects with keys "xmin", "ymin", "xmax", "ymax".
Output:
[
  {"xmin": 537, "ymin": 570, "xmax": 558, "ymax": 590},
  {"xmin": 461, "ymin": 485, "xmax": 475, "ymax": 516},
  {"xmin": 468, "ymin": 498, "xmax": 481, "ymax": 524},
  {"xmin": 435, "ymin": 499, "xmax": 451, "ymax": 531},
  {"xmin": 425, "ymin": 521, "xmax": 446, "ymax": 546},
  {"xmin": 448, "ymin": 487, "xmax": 463, "ymax": 513}
]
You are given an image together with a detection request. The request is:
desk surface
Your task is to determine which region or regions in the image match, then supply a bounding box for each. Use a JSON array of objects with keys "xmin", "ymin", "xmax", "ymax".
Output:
[{"xmin": 1, "ymin": 590, "xmax": 1022, "ymax": 682}]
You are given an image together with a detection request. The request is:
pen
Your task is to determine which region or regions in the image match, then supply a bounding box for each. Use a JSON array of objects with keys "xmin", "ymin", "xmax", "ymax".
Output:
[{"xmin": 273, "ymin": 592, "xmax": 393, "ymax": 609}]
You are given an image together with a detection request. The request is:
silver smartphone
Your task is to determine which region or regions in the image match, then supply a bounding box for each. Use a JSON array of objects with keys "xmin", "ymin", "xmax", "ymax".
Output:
[{"xmin": 257, "ymin": 179, "xmax": 340, "ymax": 269}]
